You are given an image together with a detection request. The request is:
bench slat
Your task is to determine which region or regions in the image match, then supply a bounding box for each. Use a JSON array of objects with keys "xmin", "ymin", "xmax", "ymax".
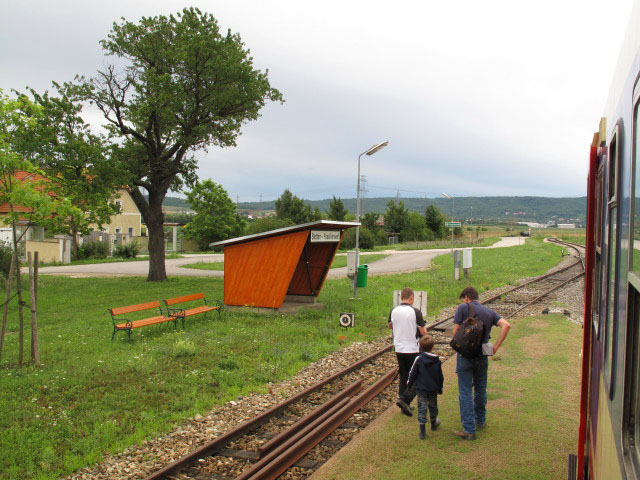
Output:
[
  {"xmin": 111, "ymin": 301, "xmax": 161, "ymax": 316},
  {"xmin": 115, "ymin": 315, "xmax": 172, "ymax": 329},
  {"xmin": 165, "ymin": 293, "xmax": 205, "ymax": 306},
  {"xmin": 181, "ymin": 305, "xmax": 219, "ymax": 317}
]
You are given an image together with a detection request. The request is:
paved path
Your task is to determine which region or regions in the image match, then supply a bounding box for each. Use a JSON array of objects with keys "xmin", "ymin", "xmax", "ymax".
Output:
[{"xmin": 36, "ymin": 237, "xmax": 526, "ymax": 278}]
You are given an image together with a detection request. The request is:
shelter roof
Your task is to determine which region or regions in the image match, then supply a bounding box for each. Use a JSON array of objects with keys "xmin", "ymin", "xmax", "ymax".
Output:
[{"xmin": 210, "ymin": 220, "xmax": 360, "ymax": 247}]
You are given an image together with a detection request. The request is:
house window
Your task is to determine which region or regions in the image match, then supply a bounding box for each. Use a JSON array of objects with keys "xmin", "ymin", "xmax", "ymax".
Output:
[
  {"xmin": 128, "ymin": 227, "xmax": 134, "ymax": 236},
  {"xmin": 115, "ymin": 228, "xmax": 121, "ymax": 235}
]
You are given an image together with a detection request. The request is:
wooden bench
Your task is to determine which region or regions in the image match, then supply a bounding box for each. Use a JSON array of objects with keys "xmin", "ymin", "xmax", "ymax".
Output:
[
  {"xmin": 163, "ymin": 293, "xmax": 222, "ymax": 321},
  {"xmin": 109, "ymin": 301, "xmax": 185, "ymax": 340}
]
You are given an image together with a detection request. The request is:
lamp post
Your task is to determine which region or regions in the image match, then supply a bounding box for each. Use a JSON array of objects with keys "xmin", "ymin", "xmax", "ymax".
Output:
[
  {"xmin": 442, "ymin": 193, "xmax": 454, "ymax": 252},
  {"xmin": 353, "ymin": 141, "xmax": 389, "ymax": 299}
]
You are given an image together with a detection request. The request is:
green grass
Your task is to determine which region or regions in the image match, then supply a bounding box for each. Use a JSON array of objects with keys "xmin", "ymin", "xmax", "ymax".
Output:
[
  {"xmin": 42, "ymin": 253, "xmax": 184, "ymax": 267},
  {"xmin": 181, "ymin": 261, "xmax": 225, "ymax": 271},
  {"xmin": 367, "ymin": 237, "xmax": 500, "ymax": 251},
  {"xmin": 180, "ymin": 253, "xmax": 390, "ymax": 271},
  {"xmin": 0, "ymin": 237, "xmax": 564, "ymax": 479},
  {"xmin": 312, "ymin": 314, "xmax": 581, "ymax": 480}
]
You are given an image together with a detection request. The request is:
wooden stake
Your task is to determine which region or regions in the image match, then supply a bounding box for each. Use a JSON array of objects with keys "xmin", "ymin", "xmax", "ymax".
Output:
[
  {"xmin": 28, "ymin": 252, "xmax": 40, "ymax": 366},
  {"xmin": 0, "ymin": 253, "xmax": 15, "ymax": 362}
]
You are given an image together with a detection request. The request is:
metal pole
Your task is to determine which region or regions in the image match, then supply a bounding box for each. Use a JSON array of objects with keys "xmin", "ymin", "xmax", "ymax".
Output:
[{"xmin": 353, "ymin": 152, "xmax": 363, "ymax": 299}]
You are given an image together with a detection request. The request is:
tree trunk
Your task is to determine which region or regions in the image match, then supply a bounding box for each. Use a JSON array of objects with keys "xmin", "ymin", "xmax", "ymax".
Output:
[
  {"xmin": 0, "ymin": 253, "xmax": 15, "ymax": 362},
  {"xmin": 28, "ymin": 252, "xmax": 40, "ymax": 367},
  {"xmin": 145, "ymin": 195, "xmax": 167, "ymax": 282},
  {"xmin": 128, "ymin": 185, "xmax": 169, "ymax": 281},
  {"xmin": 71, "ymin": 222, "xmax": 79, "ymax": 261},
  {"xmin": 8, "ymin": 203, "xmax": 24, "ymax": 366}
]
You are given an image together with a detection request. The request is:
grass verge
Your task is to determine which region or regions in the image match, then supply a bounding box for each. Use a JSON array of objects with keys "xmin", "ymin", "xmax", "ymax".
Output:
[
  {"xmin": 312, "ymin": 314, "xmax": 581, "ymax": 480},
  {"xmin": 0, "ymin": 238, "xmax": 563, "ymax": 479},
  {"xmin": 180, "ymin": 253, "xmax": 390, "ymax": 271}
]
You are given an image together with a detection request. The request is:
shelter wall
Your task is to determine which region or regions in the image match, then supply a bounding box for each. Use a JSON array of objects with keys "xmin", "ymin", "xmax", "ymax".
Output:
[{"xmin": 224, "ymin": 230, "xmax": 308, "ymax": 308}]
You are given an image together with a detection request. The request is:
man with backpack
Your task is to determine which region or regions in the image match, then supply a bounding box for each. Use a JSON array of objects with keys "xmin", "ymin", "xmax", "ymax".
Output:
[{"xmin": 452, "ymin": 286, "xmax": 510, "ymax": 440}]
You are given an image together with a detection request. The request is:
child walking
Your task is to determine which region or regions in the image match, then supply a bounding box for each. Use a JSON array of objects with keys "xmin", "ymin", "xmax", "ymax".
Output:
[{"xmin": 407, "ymin": 335, "xmax": 444, "ymax": 439}]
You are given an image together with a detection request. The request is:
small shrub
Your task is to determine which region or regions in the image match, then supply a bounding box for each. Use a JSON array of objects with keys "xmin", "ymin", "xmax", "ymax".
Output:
[
  {"xmin": 0, "ymin": 242, "xmax": 12, "ymax": 278},
  {"xmin": 114, "ymin": 240, "xmax": 140, "ymax": 259},
  {"xmin": 173, "ymin": 338, "xmax": 197, "ymax": 357},
  {"xmin": 78, "ymin": 241, "xmax": 109, "ymax": 259}
]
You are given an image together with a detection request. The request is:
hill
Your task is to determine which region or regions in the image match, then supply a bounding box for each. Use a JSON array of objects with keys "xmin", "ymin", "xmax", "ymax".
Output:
[{"xmin": 235, "ymin": 196, "xmax": 586, "ymax": 225}]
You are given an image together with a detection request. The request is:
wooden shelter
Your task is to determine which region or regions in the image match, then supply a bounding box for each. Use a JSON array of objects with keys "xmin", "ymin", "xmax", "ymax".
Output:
[{"xmin": 211, "ymin": 220, "xmax": 359, "ymax": 309}]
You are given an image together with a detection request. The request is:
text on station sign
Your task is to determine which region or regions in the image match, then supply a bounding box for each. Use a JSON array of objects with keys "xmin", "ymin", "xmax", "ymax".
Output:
[{"xmin": 310, "ymin": 230, "xmax": 341, "ymax": 242}]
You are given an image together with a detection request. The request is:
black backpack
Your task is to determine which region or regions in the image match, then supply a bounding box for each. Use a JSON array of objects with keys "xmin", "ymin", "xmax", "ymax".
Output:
[{"xmin": 449, "ymin": 303, "xmax": 484, "ymax": 357}]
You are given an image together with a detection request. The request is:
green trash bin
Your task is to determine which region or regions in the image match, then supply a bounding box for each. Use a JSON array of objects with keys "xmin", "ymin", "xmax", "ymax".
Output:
[{"xmin": 357, "ymin": 264, "xmax": 369, "ymax": 288}]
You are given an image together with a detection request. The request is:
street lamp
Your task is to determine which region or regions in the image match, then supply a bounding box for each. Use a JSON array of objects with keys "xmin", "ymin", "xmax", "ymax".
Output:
[
  {"xmin": 442, "ymin": 193, "xmax": 455, "ymax": 251},
  {"xmin": 354, "ymin": 141, "xmax": 389, "ymax": 299}
]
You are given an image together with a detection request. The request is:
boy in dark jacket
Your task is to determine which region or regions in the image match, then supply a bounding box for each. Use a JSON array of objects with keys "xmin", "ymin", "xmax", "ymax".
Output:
[{"xmin": 407, "ymin": 335, "xmax": 444, "ymax": 439}]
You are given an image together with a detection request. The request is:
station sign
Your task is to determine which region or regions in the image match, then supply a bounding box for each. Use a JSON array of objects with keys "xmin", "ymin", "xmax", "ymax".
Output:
[
  {"xmin": 445, "ymin": 222, "xmax": 461, "ymax": 228},
  {"xmin": 310, "ymin": 230, "xmax": 341, "ymax": 242}
]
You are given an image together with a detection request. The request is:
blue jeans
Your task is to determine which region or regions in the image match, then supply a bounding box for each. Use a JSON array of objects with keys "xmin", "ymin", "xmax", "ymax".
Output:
[{"xmin": 456, "ymin": 354, "xmax": 488, "ymax": 434}]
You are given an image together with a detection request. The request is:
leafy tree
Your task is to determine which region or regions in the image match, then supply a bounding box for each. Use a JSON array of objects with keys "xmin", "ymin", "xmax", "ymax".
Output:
[
  {"xmin": 246, "ymin": 216, "xmax": 294, "ymax": 235},
  {"xmin": 182, "ymin": 180, "xmax": 245, "ymax": 251},
  {"xmin": 328, "ymin": 195, "xmax": 348, "ymax": 221},
  {"xmin": 0, "ymin": 90, "xmax": 80, "ymax": 366},
  {"xmin": 384, "ymin": 200, "xmax": 409, "ymax": 235},
  {"xmin": 16, "ymin": 83, "xmax": 123, "ymax": 260},
  {"xmin": 361, "ymin": 212, "xmax": 381, "ymax": 231},
  {"xmin": 76, "ymin": 8, "xmax": 282, "ymax": 280},
  {"xmin": 401, "ymin": 211, "xmax": 430, "ymax": 242},
  {"xmin": 275, "ymin": 189, "xmax": 317, "ymax": 224},
  {"xmin": 425, "ymin": 204, "xmax": 446, "ymax": 239}
]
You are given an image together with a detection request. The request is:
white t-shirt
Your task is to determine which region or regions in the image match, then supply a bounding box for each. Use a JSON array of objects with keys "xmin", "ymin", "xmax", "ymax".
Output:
[{"xmin": 389, "ymin": 303, "xmax": 426, "ymax": 353}]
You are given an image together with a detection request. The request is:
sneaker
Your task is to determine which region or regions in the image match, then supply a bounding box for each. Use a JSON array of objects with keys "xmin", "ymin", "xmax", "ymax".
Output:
[
  {"xmin": 431, "ymin": 418, "xmax": 441, "ymax": 431},
  {"xmin": 453, "ymin": 430, "xmax": 476, "ymax": 440},
  {"xmin": 396, "ymin": 399, "xmax": 413, "ymax": 417},
  {"xmin": 419, "ymin": 424, "xmax": 426, "ymax": 440}
]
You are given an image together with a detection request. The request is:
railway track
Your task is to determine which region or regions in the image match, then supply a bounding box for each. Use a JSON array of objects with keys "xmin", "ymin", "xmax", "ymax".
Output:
[
  {"xmin": 142, "ymin": 238, "xmax": 584, "ymax": 480},
  {"xmin": 428, "ymin": 238, "xmax": 585, "ymax": 332},
  {"xmin": 143, "ymin": 345, "xmax": 402, "ymax": 480}
]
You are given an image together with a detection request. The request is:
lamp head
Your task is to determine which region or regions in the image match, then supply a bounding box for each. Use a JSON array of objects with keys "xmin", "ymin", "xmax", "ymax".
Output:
[
  {"xmin": 365, "ymin": 141, "xmax": 389, "ymax": 156},
  {"xmin": 442, "ymin": 193, "xmax": 452, "ymax": 199}
]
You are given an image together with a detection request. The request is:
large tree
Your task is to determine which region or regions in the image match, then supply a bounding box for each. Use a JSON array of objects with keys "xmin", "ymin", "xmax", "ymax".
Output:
[
  {"xmin": 17, "ymin": 84, "xmax": 123, "ymax": 259},
  {"xmin": 328, "ymin": 195, "xmax": 347, "ymax": 221},
  {"xmin": 182, "ymin": 179, "xmax": 245, "ymax": 250},
  {"xmin": 275, "ymin": 189, "xmax": 319, "ymax": 224},
  {"xmin": 425, "ymin": 204, "xmax": 446, "ymax": 240},
  {"xmin": 77, "ymin": 8, "xmax": 282, "ymax": 280},
  {"xmin": 384, "ymin": 200, "xmax": 409, "ymax": 235}
]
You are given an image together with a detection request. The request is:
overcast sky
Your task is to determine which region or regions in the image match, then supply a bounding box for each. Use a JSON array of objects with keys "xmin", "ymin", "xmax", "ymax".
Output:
[{"xmin": 0, "ymin": 0, "xmax": 633, "ymax": 201}]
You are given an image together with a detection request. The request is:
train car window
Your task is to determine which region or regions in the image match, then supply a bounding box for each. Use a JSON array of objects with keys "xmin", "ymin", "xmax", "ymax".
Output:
[
  {"xmin": 604, "ymin": 131, "xmax": 620, "ymax": 398},
  {"xmin": 623, "ymin": 286, "xmax": 640, "ymax": 475},
  {"xmin": 631, "ymin": 97, "xmax": 640, "ymax": 279},
  {"xmin": 594, "ymin": 162, "xmax": 605, "ymax": 337}
]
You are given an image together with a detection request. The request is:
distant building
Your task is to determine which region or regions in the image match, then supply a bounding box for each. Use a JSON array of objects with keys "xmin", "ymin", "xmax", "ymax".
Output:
[{"xmin": 557, "ymin": 223, "xmax": 576, "ymax": 229}]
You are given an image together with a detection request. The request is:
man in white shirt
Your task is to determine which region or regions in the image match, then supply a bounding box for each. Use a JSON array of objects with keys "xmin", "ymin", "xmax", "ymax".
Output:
[{"xmin": 388, "ymin": 287, "xmax": 427, "ymax": 416}]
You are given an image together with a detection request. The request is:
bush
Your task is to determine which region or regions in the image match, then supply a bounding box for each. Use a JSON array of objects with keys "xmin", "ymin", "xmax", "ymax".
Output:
[
  {"xmin": 114, "ymin": 240, "xmax": 140, "ymax": 259},
  {"xmin": 340, "ymin": 227, "xmax": 376, "ymax": 250},
  {"xmin": 0, "ymin": 242, "xmax": 12, "ymax": 278},
  {"xmin": 78, "ymin": 241, "xmax": 109, "ymax": 259}
]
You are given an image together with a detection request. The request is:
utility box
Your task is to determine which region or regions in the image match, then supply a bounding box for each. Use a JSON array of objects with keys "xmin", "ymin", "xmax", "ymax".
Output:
[
  {"xmin": 347, "ymin": 251, "xmax": 357, "ymax": 278},
  {"xmin": 453, "ymin": 250, "xmax": 461, "ymax": 280},
  {"xmin": 393, "ymin": 290, "xmax": 427, "ymax": 317},
  {"xmin": 463, "ymin": 248, "xmax": 472, "ymax": 269}
]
